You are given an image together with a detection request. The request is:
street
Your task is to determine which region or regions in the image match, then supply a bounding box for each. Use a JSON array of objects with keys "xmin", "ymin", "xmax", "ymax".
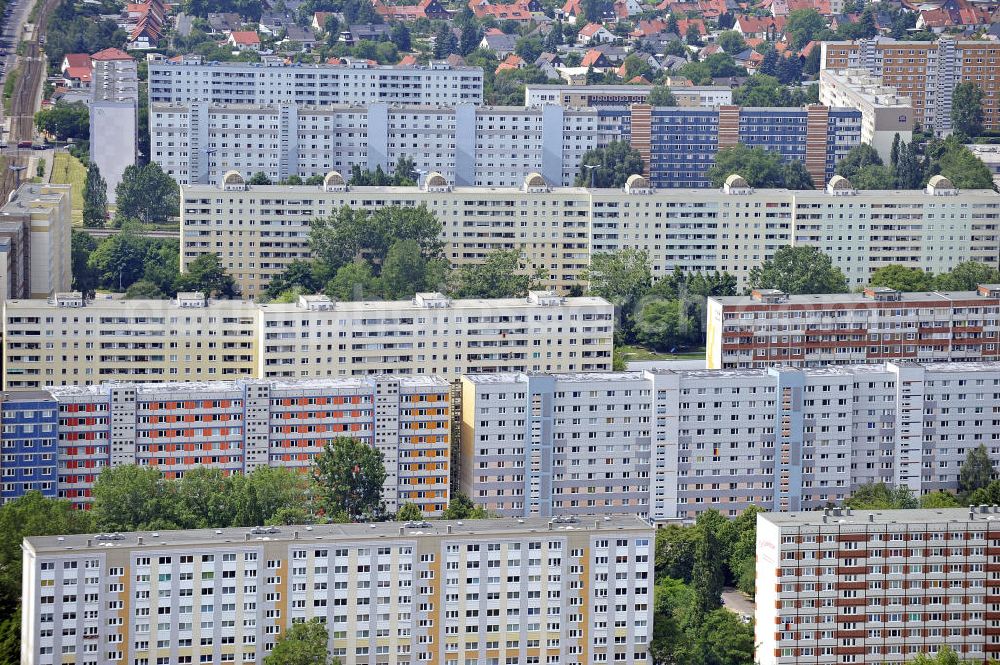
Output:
[{"xmin": 721, "ymin": 587, "xmax": 755, "ymax": 623}]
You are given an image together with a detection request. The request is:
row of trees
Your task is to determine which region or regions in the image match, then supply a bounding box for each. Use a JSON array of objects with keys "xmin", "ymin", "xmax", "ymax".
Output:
[
  {"xmin": 836, "ymin": 135, "xmax": 994, "ymax": 191},
  {"xmin": 868, "ymin": 261, "xmax": 1000, "ymax": 293},
  {"xmin": 263, "ymin": 205, "xmax": 547, "ymax": 302},
  {"xmin": 71, "ymin": 227, "xmax": 237, "ymax": 298}
]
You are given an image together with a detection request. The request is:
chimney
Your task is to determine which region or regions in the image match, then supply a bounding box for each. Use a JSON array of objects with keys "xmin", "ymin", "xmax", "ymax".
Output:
[
  {"xmin": 398, "ymin": 527, "xmax": 404, "ymax": 535},
  {"xmin": 868, "ymin": 514, "xmax": 874, "ymax": 523},
  {"xmin": 822, "ymin": 515, "xmax": 828, "ymax": 523},
  {"xmin": 86, "ymin": 539, "xmax": 92, "ymax": 547},
  {"xmin": 447, "ymin": 525, "xmax": 453, "ymax": 534},
  {"xmin": 137, "ymin": 536, "xmax": 143, "ymax": 545},
  {"xmin": 245, "ymin": 533, "xmax": 251, "ymax": 541},
  {"xmin": 293, "ymin": 531, "xmax": 299, "ymax": 539}
]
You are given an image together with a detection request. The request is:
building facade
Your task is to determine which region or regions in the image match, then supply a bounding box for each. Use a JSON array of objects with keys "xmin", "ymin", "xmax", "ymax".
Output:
[
  {"xmin": 152, "ymin": 102, "xmax": 597, "ymax": 186},
  {"xmin": 1, "ymin": 376, "xmax": 450, "ymax": 513},
  {"xmin": 629, "ymin": 104, "xmax": 862, "ymax": 188},
  {"xmin": 148, "ymin": 57, "xmax": 484, "ymax": 107},
  {"xmin": 460, "ymin": 361, "xmax": 1000, "ymax": 521},
  {"xmin": 89, "ymin": 48, "xmax": 138, "ymax": 203},
  {"xmin": 1, "ymin": 291, "xmax": 612, "ymax": 389},
  {"xmin": 21, "ymin": 517, "xmax": 654, "ymax": 665},
  {"xmin": 180, "ymin": 172, "xmax": 1000, "ymax": 297},
  {"xmin": 821, "ymin": 38, "xmax": 1000, "ymax": 134},
  {"xmin": 523, "ymin": 83, "xmax": 733, "ymax": 108},
  {"xmin": 0, "ymin": 184, "xmax": 72, "ymax": 299},
  {"xmin": 818, "ymin": 68, "xmax": 914, "ymax": 161},
  {"xmin": 756, "ymin": 508, "xmax": 1000, "ymax": 665},
  {"xmin": 707, "ymin": 285, "xmax": 1000, "ymax": 369}
]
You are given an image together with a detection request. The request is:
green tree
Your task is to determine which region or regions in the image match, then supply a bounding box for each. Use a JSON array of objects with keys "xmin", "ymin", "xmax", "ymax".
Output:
[
  {"xmin": 230, "ymin": 466, "xmax": 314, "ymax": 527},
  {"xmin": 440, "ymin": 492, "xmax": 494, "ymax": 519},
  {"xmin": 869, "ymin": 265, "xmax": 935, "ymax": 292},
  {"xmin": 34, "ymin": 102, "xmax": 89, "ymax": 141},
  {"xmin": 727, "ymin": 505, "xmax": 763, "ymax": 595},
  {"xmin": 451, "ymin": 248, "xmax": 546, "ymax": 298},
  {"xmin": 934, "ymin": 141, "xmax": 994, "ymax": 189},
  {"xmin": 748, "ymin": 246, "xmax": 849, "ymax": 294},
  {"xmin": 248, "ymin": 172, "xmax": 273, "ymax": 185},
  {"xmin": 379, "ymin": 239, "xmax": 447, "ymax": 299},
  {"xmin": 309, "ymin": 205, "xmax": 444, "ymax": 274},
  {"xmin": 834, "ymin": 143, "xmax": 883, "ymax": 180},
  {"xmin": 82, "ymin": 164, "xmax": 108, "ymax": 228},
  {"xmin": 934, "ymin": 261, "xmax": 1000, "ymax": 291},
  {"xmin": 967, "ymin": 480, "xmax": 1000, "ymax": 506},
  {"xmin": 264, "ymin": 260, "xmax": 334, "ymax": 301},
  {"xmin": 851, "ymin": 164, "xmax": 894, "ymax": 190},
  {"xmin": 892, "ymin": 138, "xmax": 923, "ymax": 189},
  {"xmin": 655, "ymin": 523, "xmax": 699, "ymax": 581},
  {"xmin": 584, "ymin": 248, "xmax": 652, "ymax": 332},
  {"xmin": 716, "ymin": 30, "xmax": 745, "ymax": 54},
  {"xmin": 91, "ymin": 465, "xmax": 180, "ymax": 531},
  {"xmin": 71, "ymin": 230, "xmax": 98, "ymax": 297},
  {"xmin": 685, "ymin": 23, "xmax": 702, "ymax": 46},
  {"xmin": 690, "ymin": 516, "xmax": 724, "ymax": 621},
  {"xmin": 844, "ymin": 482, "xmax": 918, "ymax": 509},
  {"xmin": 325, "ymin": 260, "xmax": 379, "ymax": 301},
  {"xmin": 697, "ymin": 609, "xmax": 755, "ymax": 665},
  {"xmin": 951, "ymin": 82, "xmax": 984, "ymax": 139},
  {"xmin": 515, "ymin": 35, "xmax": 544, "ymax": 63},
  {"xmin": 178, "ymin": 252, "xmax": 238, "ymax": 297},
  {"xmin": 114, "ymin": 162, "xmax": 180, "ymax": 225},
  {"xmin": 433, "ymin": 23, "xmax": 459, "ymax": 58},
  {"xmin": 175, "ymin": 467, "xmax": 232, "ymax": 529},
  {"xmin": 124, "ymin": 279, "xmax": 165, "ymax": 299},
  {"xmin": 785, "ymin": 8, "xmax": 825, "ymax": 48},
  {"xmin": 87, "ymin": 222, "xmax": 152, "ymax": 290},
  {"xmin": 264, "ymin": 618, "xmax": 336, "ymax": 665},
  {"xmin": 390, "ymin": 22, "xmax": 411, "ymax": 51},
  {"xmin": 634, "ymin": 300, "xmax": 696, "ymax": 351},
  {"xmin": 647, "ymin": 85, "xmax": 677, "ymax": 106},
  {"xmin": 959, "ymin": 444, "xmax": 994, "ymax": 496},
  {"xmin": 396, "ymin": 502, "xmax": 424, "ymax": 521},
  {"xmin": 920, "ymin": 491, "xmax": 961, "ymax": 508},
  {"xmin": 312, "ymin": 437, "xmax": 387, "ymax": 521},
  {"xmin": 574, "ymin": 141, "xmax": 644, "ymax": 188},
  {"xmin": 781, "ymin": 160, "xmax": 815, "ymax": 190},
  {"xmin": 707, "ymin": 144, "xmax": 792, "ymax": 188},
  {"xmin": 912, "ymin": 646, "xmax": 961, "ymax": 665}
]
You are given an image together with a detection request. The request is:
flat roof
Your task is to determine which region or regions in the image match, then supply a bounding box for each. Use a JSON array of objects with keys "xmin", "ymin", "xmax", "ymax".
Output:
[
  {"xmin": 709, "ymin": 290, "xmax": 993, "ymax": 305},
  {"xmin": 257, "ymin": 295, "xmax": 610, "ymax": 312},
  {"xmin": 150, "ymin": 59, "xmax": 482, "ymax": 72},
  {"xmin": 25, "ymin": 516, "xmax": 652, "ymax": 554},
  {"xmin": 761, "ymin": 507, "xmax": 998, "ymax": 527}
]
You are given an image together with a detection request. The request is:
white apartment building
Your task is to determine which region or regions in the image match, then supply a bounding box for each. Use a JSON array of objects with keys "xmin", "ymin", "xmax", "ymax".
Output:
[
  {"xmin": 148, "ymin": 56, "xmax": 484, "ymax": 107},
  {"xmin": 181, "ymin": 172, "xmax": 1000, "ymax": 297},
  {"xmin": 461, "ymin": 361, "xmax": 1000, "ymax": 522},
  {"xmin": 2, "ymin": 292, "xmax": 260, "ymax": 389},
  {"xmin": 0, "ymin": 184, "xmax": 72, "ymax": 299},
  {"xmin": 21, "ymin": 517, "xmax": 654, "ymax": 665},
  {"xmin": 818, "ymin": 69, "xmax": 914, "ymax": 161},
  {"xmin": 90, "ymin": 48, "xmax": 138, "ymax": 202},
  {"xmin": 523, "ymin": 83, "xmax": 733, "ymax": 108},
  {"xmin": 706, "ymin": 285, "xmax": 1000, "ymax": 369},
  {"xmin": 152, "ymin": 102, "xmax": 597, "ymax": 186},
  {"xmin": 756, "ymin": 507, "xmax": 1000, "ymax": 665},
  {"xmin": 1, "ymin": 291, "xmax": 612, "ymax": 389},
  {"xmin": 256, "ymin": 292, "xmax": 613, "ymax": 379}
]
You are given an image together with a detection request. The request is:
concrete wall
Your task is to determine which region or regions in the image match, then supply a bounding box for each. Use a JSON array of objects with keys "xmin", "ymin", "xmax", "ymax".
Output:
[{"xmin": 89, "ymin": 101, "xmax": 136, "ymax": 203}]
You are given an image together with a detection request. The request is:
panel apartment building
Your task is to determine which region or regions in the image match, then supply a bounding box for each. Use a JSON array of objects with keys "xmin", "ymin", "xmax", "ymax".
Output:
[
  {"xmin": 460, "ymin": 361, "xmax": 1000, "ymax": 521},
  {"xmin": 821, "ymin": 37, "xmax": 1000, "ymax": 134},
  {"xmin": 1, "ymin": 291, "xmax": 613, "ymax": 389},
  {"xmin": 21, "ymin": 517, "xmax": 654, "ymax": 665},
  {"xmin": 0, "ymin": 183, "xmax": 72, "ymax": 299},
  {"xmin": 152, "ymin": 100, "xmax": 862, "ymax": 188},
  {"xmin": 756, "ymin": 507, "xmax": 1000, "ymax": 665},
  {"xmin": 180, "ymin": 171, "xmax": 1000, "ymax": 297},
  {"xmin": 707, "ymin": 285, "xmax": 1000, "ymax": 369},
  {"xmin": 151, "ymin": 101, "xmax": 598, "ymax": 187},
  {"xmin": 147, "ymin": 56, "xmax": 484, "ymax": 107},
  {"xmin": 0, "ymin": 376, "xmax": 450, "ymax": 513}
]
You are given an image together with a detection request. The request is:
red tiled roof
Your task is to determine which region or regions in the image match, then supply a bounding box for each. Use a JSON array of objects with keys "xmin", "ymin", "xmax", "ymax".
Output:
[
  {"xmin": 398, "ymin": 54, "xmax": 418, "ymax": 65},
  {"xmin": 581, "ymin": 48, "xmax": 605, "ymax": 67},
  {"xmin": 229, "ymin": 30, "xmax": 261, "ymax": 44},
  {"xmin": 578, "ymin": 22, "xmax": 606, "ymax": 36},
  {"xmin": 64, "ymin": 66, "xmax": 92, "ymax": 82},
  {"xmin": 676, "ymin": 17, "xmax": 707, "ymax": 35},
  {"xmin": 91, "ymin": 47, "xmax": 133, "ymax": 61},
  {"xmin": 496, "ymin": 53, "xmax": 525, "ymax": 71},
  {"xmin": 631, "ymin": 18, "xmax": 667, "ymax": 36}
]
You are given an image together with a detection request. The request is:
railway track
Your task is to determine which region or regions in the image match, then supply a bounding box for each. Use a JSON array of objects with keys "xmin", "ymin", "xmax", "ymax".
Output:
[{"xmin": 0, "ymin": 0, "xmax": 59, "ymax": 201}]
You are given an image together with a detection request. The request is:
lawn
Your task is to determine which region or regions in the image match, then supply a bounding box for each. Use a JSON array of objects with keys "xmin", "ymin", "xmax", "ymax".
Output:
[
  {"xmin": 50, "ymin": 152, "xmax": 86, "ymax": 224},
  {"xmin": 616, "ymin": 344, "xmax": 706, "ymax": 363}
]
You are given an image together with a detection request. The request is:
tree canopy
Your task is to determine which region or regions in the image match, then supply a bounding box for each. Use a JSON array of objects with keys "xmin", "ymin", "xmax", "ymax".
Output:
[
  {"xmin": 951, "ymin": 82, "xmax": 984, "ymax": 139},
  {"xmin": 707, "ymin": 144, "xmax": 813, "ymax": 189},
  {"xmin": 959, "ymin": 444, "xmax": 994, "ymax": 496},
  {"xmin": 114, "ymin": 162, "xmax": 180, "ymax": 226},
  {"xmin": 451, "ymin": 248, "xmax": 546, "ymax": 299},
  {"xmin": 868, "ymin": 265, "xmax": 934, "ymax": 292},
  {"xmin": 574, "ymin": 141, "xmax": 644, "ymax": 188},
  {"xmin": 82, "ymin": 164, "xmax": 108, "ymax": 228},
  {"xmin": 748, "ymin": 246, "xmax": 848, "ymax": 294},
  {"xmin": 34, "ymin": 102, "xmax": 89, "ymax": 141},
  {"xmin": 264, "ymin": 619, "xmax": 337, "ymax": 665},
  {"xmin": 312, "ymin": 437, "xmax": 387, "ymax": 522}
]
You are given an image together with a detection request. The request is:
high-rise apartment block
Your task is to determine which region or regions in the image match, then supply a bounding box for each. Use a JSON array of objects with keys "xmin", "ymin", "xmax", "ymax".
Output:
[
  {"xmin": 818, "ymin": 68, "xmax": 914, "ymax": 161},
  {"xmin": 756, "ymin": 507, "xmax": 1000, "ymax": 665},
  {"xmin": 706, "ymin": 285, "xmax": 1000, "ymax": 369},
  {"xmin": 152, "ymin": 101, "xmax": 597, "ymax": 187},
  {"xmin": 21, "ymin": 517, "xmax": 654, "ymax": 665},
  {"xmin": 628, "ymin": 104, "xmax": 862, "ymax": 188},
  {"xmin": 0, "ymin": 375, "xmax": 450, "ymax": 512},
  {"xmin": 460, "ymin": 361, "xmax": 1000, "ymax": 521},
  {"xmin": 89, "ymin": 48, "xmax": 138, "ymax": 203},
  {"xmin": 1, "ymin": 291, "xmax": 612, "ymax": 389},
  {"xmin": 180, "ymin": 172, "xmax": 1000, "ymax": 297},
  {"xmin": 523, "ymin": 83, "xmax": 733, "ymax": 108},
  {"xmin": 821, "ymin": 38, "xmax": 1000, "ymax": 134},
  {"xmin": 0, "ymin": 184, "xmax": 72, "ymax": 300},
  {"xmin": 148, "ymin": 56, "xmax": 484, "ymax": 106}
]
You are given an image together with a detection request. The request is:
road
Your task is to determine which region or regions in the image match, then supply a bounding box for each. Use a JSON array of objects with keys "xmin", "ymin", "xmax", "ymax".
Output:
[
  {"xmin": 81, "ymin": 227, "xmax": 180, "ymax": 239},
  {"xmin": 721, "ymin": 587, "xmax": 755, "ymax": 622},
  {"xmin": 0, "ymin": 0, "xmax": 60, "ymax": 202}
]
